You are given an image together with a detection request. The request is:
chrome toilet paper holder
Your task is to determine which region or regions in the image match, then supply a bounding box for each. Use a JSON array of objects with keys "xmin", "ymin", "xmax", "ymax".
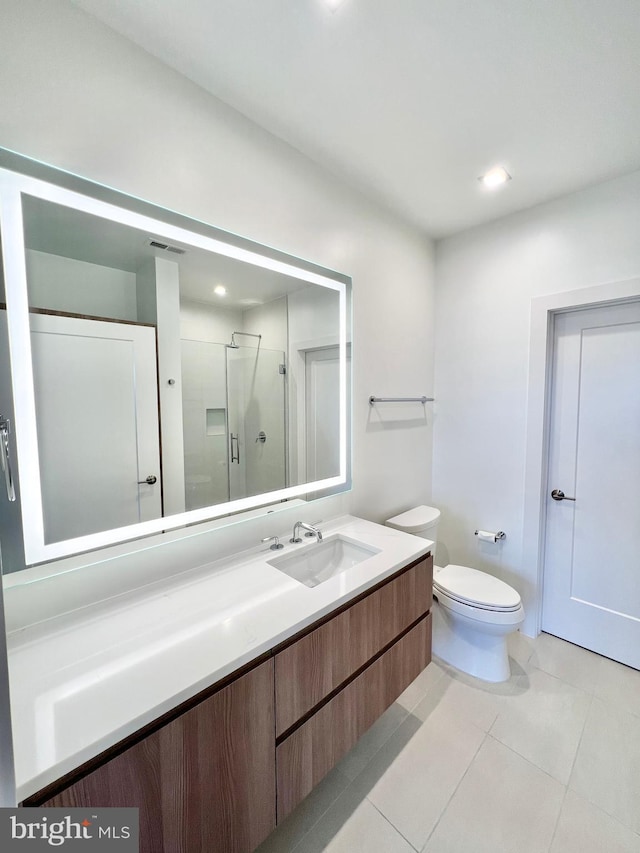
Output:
[{"xmin": 475, "ymin": 529, "xmax": 506, "ymax": 542}]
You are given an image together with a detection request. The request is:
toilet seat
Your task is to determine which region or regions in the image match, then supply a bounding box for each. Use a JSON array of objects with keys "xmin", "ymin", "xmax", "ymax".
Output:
[
  {"xmin": 434, "ymin": 586, "xmax": 525, "ymax": 627},
  {"xmin": 433, "ymin": 564, "xmax": 522, "ymax": 612}
]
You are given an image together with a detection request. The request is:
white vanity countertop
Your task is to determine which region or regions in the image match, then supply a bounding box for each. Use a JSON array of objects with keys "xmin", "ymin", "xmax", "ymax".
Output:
[{"xmin": 7, "ymin": 515, "xmax": 432, "ymax": 801}]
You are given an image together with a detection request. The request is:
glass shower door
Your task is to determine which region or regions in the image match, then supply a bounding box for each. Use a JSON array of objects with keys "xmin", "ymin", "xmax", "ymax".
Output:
[
  {"xmin": 226, "ymin": 345, "xmax": 287, "ymax": 501},
  {"xmin": 181, "ymin": 339, "xmax": 230, "ymax": 511}
]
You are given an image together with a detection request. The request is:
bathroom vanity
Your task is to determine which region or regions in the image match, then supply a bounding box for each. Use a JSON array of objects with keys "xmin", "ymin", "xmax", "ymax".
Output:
[{"xmin": 10, "ymin": 517, "xmax": 433, "ymax": 853}]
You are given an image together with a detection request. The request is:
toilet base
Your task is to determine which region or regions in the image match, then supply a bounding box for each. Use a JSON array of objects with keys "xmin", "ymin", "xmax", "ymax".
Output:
[{"xmin": 432, "ymin": 598, "xmax": 516, "ymax": 682}]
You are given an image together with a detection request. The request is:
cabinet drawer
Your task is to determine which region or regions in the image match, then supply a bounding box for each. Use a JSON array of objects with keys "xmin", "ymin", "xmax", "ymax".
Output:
[
  {"xmin": 276, "ymin": 612, "xmax": 431, "ymax": 821},
  {"xmin": 42, "ymin": 660, "xmax": 276, "ymax": 853},
  {"xmin": 275, "ymin": 555, "xmax": 432, "ymax": 737}
]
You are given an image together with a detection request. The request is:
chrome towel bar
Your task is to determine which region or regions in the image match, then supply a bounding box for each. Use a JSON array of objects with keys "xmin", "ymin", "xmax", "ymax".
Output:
[{"xmin": 369, "ymin": 395, "xmax": 434, "ymax": 405}]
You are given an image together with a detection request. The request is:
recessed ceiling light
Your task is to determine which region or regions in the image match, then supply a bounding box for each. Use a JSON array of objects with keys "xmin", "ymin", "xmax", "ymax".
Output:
[
  {"xmin": 213, "ymin": 285, "xmax": 227, "ymax": 296},
  {"xmin": 479, "ymin": 166, "xmax": 512, "ymax": 189},
  {"xmin": 323, "ymin": 0, "xmax": 346, "ymax": 10}
]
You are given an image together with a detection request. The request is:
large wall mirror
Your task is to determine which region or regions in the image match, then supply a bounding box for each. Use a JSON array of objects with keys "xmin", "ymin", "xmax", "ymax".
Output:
[{"xmin": 0, "ymin": 150, "xmax": 351, "ymax": 568}]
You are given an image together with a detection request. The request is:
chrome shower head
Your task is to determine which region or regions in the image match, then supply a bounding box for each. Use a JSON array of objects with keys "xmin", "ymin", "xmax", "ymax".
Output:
[{"xmin": 227, "ymin": 331, "xmax": 261, "ymax": 349}]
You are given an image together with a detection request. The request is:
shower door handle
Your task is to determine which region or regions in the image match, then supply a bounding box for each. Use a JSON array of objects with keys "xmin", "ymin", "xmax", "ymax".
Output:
[
  {"xmin": 230, "ymin": 433, "xmax": 240, "ymax": 464},
  {"xmin": 0, "ymin": 415, "xmax": 16, "ymax": 502}
]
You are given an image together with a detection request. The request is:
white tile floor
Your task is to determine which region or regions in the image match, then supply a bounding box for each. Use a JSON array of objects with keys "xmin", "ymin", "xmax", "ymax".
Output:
[{"xmin": 257, "ymin": 632, "xmax": 640, "ymax": 853}]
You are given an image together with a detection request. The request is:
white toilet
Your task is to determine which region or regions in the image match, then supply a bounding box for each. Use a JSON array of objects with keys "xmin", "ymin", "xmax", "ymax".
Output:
[{"xmin": 385, "ymin": 505, "xmax": 524, "ymax": 682}]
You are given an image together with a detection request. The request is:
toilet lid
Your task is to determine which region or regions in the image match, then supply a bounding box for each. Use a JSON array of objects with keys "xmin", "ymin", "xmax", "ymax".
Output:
[
  {"xmin": 433, "ymin": 564, "xmax": 522, "ymax": 611},
  {"xmin": 386, "ymin": 505, "xmax": 440, "ymax": 534}
]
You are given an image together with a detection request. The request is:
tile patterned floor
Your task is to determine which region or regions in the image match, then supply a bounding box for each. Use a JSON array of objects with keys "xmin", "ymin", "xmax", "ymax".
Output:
[{"xmin": 257, "ymin": 632, "xmax": 640, "ymax": 853}]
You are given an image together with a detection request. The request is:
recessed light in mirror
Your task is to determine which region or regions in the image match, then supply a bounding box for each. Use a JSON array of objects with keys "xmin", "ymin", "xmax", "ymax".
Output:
[
  {"xmin": 213, "ymin": 285, "xmax": 227, "ymax": 296},
  {"xmin": 479, "ymin": 166, "xmax": 512, "ymax": 189}
]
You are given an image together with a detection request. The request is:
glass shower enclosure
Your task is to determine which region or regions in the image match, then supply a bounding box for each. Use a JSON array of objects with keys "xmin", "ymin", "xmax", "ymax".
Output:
[{"xmin": 181, "ymin": 340, "xmax": 287, "ymax": 511}]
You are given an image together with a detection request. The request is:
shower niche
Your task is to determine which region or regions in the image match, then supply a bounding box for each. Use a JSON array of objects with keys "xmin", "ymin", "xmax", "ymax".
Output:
[{"xmin": 0, "ymin": 150, "xmax": 351, "ymax": 567}]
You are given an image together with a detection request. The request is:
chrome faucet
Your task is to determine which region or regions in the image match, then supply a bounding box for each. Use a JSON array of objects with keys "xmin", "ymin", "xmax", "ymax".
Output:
[{"xmin": 290, "ymin": 521, "xmax": 323, "ymax": 544}]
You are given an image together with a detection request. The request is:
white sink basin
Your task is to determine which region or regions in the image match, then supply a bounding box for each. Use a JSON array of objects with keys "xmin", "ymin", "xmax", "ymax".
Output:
[{"xmin": 267, "ymin": 534, "xmax": 381, "ymax": 588}]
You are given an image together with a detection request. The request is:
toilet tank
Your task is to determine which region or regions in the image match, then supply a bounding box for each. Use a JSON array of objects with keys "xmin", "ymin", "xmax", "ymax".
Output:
[{"xmin": 385, "ymin": 505, "xmax": 440, "ymax": 548}]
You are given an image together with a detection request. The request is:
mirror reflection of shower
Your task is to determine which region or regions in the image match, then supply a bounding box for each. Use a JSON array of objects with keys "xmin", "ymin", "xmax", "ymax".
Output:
[
  {"xmin": 226, "ymin": 331, "xmax": 262, "ymax": 349},
  {"xmin": 182, "ymin": 326, "xmax": 286, "ymax": 512},
  {"xmin": 226, "ymin": 339, "xmax": 286, "ymax": 504}
]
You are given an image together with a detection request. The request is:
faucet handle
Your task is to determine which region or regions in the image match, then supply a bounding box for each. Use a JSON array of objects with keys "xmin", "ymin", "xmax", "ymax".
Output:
[
  {"xmin": 290, "ymin": 520, "xmax": 323, "ymax": 544},
  {"xmin": 304, "ymin": 520, "xmax": 323, "ymax": 537},
  {"xmin": 262, "ymin": 535, "xmax": 284, "ymax": 551}
]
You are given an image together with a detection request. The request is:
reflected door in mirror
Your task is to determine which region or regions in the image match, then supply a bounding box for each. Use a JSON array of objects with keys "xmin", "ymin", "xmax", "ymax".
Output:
[{"xmin": 29, "ymin": 314, "xmax": 161, "ymax": 543}]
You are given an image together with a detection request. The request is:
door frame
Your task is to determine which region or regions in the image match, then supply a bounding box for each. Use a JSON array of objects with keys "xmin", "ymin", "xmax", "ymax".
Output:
[{"xmin": 522, "ymin": 277, "xmax": 640, "ymax": 637}]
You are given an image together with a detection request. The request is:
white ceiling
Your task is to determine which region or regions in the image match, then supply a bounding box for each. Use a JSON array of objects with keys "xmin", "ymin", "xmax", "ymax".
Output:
[
  {"xmin": 23, "ymin": 194, "xmax": 314, "ymax": 308},
  {"xmin": 72, "ymin": 0, "xmax": 640, "ymax": 238}
]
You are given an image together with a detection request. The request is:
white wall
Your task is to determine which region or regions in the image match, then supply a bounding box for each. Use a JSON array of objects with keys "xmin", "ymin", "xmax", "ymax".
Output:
[
  {"xmin": 154, "ymin": 258, "xmax": 186, "ymax": 515},
  {"xmin": 180, "ymin": 301, "xmax": 241, "ymax": 344},
  {"xmin": 0, "ymin": 0, "xmax": 435, "ymax": 549},
  {"xmin": 288, "ymin": 287, "xmax": 342, "ymax": 348},
  {"xmin": 242, "ymin": 297, "xmax": 287, "ymax": 353},
  {"xmin": 26, "ymin": 250, "xmax": 137, "ymax": 320},
  {"xmin": 433, "ymin": 171, "xmax": 640, "ymax": 632}
]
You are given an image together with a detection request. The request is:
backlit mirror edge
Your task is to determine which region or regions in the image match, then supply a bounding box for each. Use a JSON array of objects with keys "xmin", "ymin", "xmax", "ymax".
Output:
[{"xmin": 0, "ymin": 149, "xmax": 352, "ymax": 568}]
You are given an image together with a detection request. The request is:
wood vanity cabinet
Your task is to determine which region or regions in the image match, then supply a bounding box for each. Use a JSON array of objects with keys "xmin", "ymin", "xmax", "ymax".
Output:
[
  {"xmin": 24, "ymin": 553, "xmax": 433, "ymax": 852},
  {"xmin": 274, "ymin": 554, "xmax": 433, "ymax": 737},
  {"xmin": 276, "ymin": 614, "xmax": 431, "ymax": 820},
  {"xmin": 30, "ymin": 659, "xmax": 276, "ymax": 853},
  {"xmin": 274, "ymin": 554, "xmax": 433, "ymax": 820}
]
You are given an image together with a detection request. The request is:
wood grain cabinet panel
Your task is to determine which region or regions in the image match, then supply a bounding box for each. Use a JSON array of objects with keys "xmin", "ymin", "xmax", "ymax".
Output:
[
  {"xmin": 276, "ymin": 613, "xmax": 432, "ymax": 821},
  {"xmin": 275, "ymin": 555, "xmax": 432, "ymax": 736},
  {"xmin": 43, "ymin": 659, "xmax": 276, "ymax": 853}
]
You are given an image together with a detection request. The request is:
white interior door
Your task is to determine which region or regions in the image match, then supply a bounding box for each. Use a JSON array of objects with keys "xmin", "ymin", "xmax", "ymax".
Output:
[
  {"xmin": 29, "ymin": 314, "xmax": 161, "ymax": 544},
  {"xmin": 305, "ymin": 346, "xmax": 350, "ymax": 483},
  {"xmin": 542, "ymin": 301, "xmax": 640, "ymax": 668}
]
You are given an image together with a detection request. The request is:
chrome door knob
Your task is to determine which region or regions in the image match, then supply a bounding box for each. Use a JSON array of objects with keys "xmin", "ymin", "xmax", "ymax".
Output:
[{"xmin": 551, "ymin": 488, "xmax": 575, "ymax": 502}]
